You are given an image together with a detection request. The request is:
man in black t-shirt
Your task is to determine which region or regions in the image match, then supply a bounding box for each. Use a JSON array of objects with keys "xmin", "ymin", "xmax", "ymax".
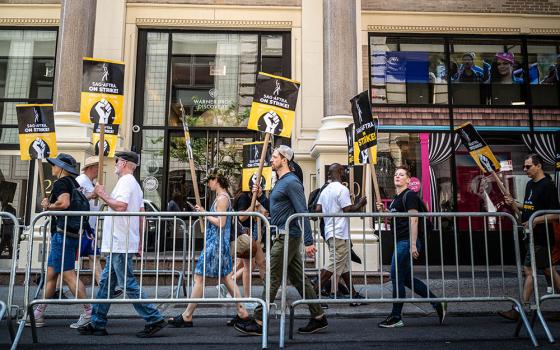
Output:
[
  {"xmin": 499, "ymin": 154, "xmax": 560, "ymax": 321},
  {"xmin": 26, "ymin": 154, "xmax": 92, "ymax": 329}
]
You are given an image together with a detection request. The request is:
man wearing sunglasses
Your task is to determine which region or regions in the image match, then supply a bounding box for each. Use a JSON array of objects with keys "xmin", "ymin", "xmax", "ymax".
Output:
[{"xmin": 498, "ymin": 154, "xmax": 560, "ymax": 321}]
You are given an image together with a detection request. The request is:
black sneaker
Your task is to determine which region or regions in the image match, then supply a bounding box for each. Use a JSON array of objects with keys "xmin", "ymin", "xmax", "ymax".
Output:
[
  {"xmin": 378, "ymin": 315, "xmax": 404, "ymax": 328},
  {"xmin": 435, "ymin": 302, "xmax": 447, "ymax": 325},
  {"xmin": 111, "ymin": 288, "xmax": 124, "ymax": 299},
  {"xmin": 233, "ymin": 318, "xmax": 262, "ymax": 336},
  {"xmin": 227, "ymin": 315, "xmax": 249, "ymax": 327},
  {"xmin": 349, "ymin": 292, "xmax": 366, "ymax": 307},
  {"xmin": 297, "ymin": 315, "xmax": 328, "ymax": 334},
  {"xmin": 167, "ymin": 314, "xmax": 193, "ymax": 328},
  {"xmin": 77, "ymin": 323, "xmax": 109, "ymax": 336},
  {"xmin": 136, "ymin": 319, "xmax": 167, "ymax": 338}
]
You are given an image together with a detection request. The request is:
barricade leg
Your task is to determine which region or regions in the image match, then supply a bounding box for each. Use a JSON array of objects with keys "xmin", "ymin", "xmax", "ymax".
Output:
[
  {"xmin": 288, "ymin": 305, "xmax": 295, "ymax": 340},
  {"xmin": 535, "ymin": 308, "xmax": 555, "ymax": 343}
]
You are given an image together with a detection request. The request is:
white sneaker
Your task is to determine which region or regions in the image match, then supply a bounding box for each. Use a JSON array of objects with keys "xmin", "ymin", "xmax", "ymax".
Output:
[
  {"xmin": 547, "ymin": 287, "xmax": 554, "ymax": 294},
  {"xmin": 216, "ymin": 284, "xmax": 230, "ymax": 298},
  {"xmin": 25, "ymin": 306, "xmax": 45, "ymax": 328},
  {"xmin": 69, "ymin": 313, "xmax": 92, "ymax": 329}
]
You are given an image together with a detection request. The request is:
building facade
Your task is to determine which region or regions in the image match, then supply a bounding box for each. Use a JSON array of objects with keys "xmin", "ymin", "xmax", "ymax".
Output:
[{"xmin": 0, "ymin": 0, "xmax": 558, "ymax": 265}]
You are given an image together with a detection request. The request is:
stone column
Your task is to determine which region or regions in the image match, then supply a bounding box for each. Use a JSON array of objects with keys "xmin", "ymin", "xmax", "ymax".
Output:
[{"xmin": 53, "ymin": 0, "xmax": 96, "ymax": 114}]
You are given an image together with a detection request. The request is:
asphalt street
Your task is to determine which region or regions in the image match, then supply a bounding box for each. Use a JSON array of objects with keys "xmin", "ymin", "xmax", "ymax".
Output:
[{"xmin": 2, "ymin": 314, "xmax": 560, "ymax": 350}]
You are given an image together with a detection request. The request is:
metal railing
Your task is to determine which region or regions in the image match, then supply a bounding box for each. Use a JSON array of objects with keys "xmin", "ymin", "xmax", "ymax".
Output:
[
  {"xmin": 526, "ymin": 210, "xmax": 560, "ymax": 344},
  {"xmin": 11, "ymin": 211, "xmax": 271, "ymax": 349},
  {"xmin": 0, "ymin": 211, "xmax": 21, "ymax": 345},
  {"xmin": 278, "ymin": 212, "xmax": 537, "ymax": 348}
]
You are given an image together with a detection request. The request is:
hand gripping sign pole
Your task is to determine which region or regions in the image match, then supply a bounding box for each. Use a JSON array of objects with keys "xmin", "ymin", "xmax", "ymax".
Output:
[
  {"xmin": 350, "ymin": 91, "xmax": 381, "ymax": 204},
  {"xmin": 16, "ymin": 104, "xmax": 57, "ymax": 201},
  {"xmin": 179, "ymin": 100, "xmax": 204, "ymax": 233},
  {"xmin": 247, "ymin": 72, "xmax": 301, "ymax": 211},
  {"xmin": 455, "ymin": 122, "xmax": 521, "ymax": 219}
]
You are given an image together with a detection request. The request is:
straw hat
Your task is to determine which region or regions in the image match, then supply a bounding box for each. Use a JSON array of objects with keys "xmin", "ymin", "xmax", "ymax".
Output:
[{"xmin": 81, "ymin": 156, "xmax": 99, "ymax": 171}]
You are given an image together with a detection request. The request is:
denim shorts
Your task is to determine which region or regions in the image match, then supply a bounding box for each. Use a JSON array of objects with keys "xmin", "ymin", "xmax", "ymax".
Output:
[{"xmin": 47, "ymin": 232, "xmax": 79, "ymax": 273}]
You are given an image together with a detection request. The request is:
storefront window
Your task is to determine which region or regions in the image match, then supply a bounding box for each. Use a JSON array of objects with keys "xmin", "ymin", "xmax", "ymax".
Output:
[
  {"xmin": 527, "ymin": 41, "xmax": 559, "ymax": 106},
  {"xmin": 370, "ymin": 36, "xmax": 447, "ymax": 105},
  {"xmin": 0, "ymin": 29, "xmax": 57, "ymax": 144},
  {"xmin": 450, "ymin": 39, "xmax": 525, "ymax": 106}
]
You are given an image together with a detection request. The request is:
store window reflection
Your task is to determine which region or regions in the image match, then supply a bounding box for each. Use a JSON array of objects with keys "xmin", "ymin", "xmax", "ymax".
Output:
[{"xmin": 527, "ymin": 42, "xmax": 559, "ymax": 106}]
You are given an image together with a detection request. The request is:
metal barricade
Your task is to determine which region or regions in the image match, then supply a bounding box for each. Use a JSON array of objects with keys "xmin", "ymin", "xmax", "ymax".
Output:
[
  {"xmin": 278, "ymin": 212, "xmax": 537, "ymax": 348},
  {"xmin": 11, "ymin": 211, "xmax": 271, "ymax": 349},
  {"xmin": 1, "ymin": 211, "xmax": 21, "ymax": 345},
  {"xmin": 526, "ymin": 209, "xmax": 560, "ymax": 344}
]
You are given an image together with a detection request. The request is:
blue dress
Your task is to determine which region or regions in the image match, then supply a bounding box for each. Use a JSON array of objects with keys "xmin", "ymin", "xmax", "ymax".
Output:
[{"xmin": 194, "ymin": 194, "xmax": 232, "ymax": 278}]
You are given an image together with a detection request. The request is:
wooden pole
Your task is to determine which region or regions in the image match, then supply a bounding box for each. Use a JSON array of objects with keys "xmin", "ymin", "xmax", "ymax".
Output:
[
  {"xmin": 368, "ymin": 147, "xmax": 381, "ymax": 205},
  {"xmin": 348, "ymin": 166, "xmax": 355, "ymax": 203},
  {"xmin": 490, "ymin": 171, "xmax": 521, "ymax": 218},
  {"xmin": 37, "ymin": 159, "xmax": 46, "ymax": 200},
  {"xmin": 250, "ymin": 132, "xmax": 271, "ymax": 211},
  {"xmin": 97, "ymin": 124, "xmax": 105, "ymax": 185}
]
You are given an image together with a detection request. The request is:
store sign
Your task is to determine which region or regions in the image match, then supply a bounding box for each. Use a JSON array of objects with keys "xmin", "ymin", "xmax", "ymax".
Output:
[
  {"xmin": 16, "ymin": 104, "xmax": 57, "ymax": 160},
  {"xmin": 350, "ymin": 90, "xmax": 378, "ymax": 164},
  {"xmin": 192, "ymin": 88, "xmax": 234, "ymax": 111},
  {"xmin": 247, "ymin": 72, "xmax": 300, "ymax": 138},
  {"xmin": 455, "ymin": 122, "xmax": 500, "ymax": 174},
  {"xmin": 143, "ymin": 176, "xmax": 159, "ymax": 192},
  {"xmin": 80, "ymin": 57, "xmax": 125, "ymax": 125},
  {"xmin": 209, "ymin": 64, "xmax": 226, "ymax": 76},
  {"xmin": 241, "ymin": 142, "xmax": 272, "ymax": 192},
  {"xmin": 92, "ymin": 124, "xmax": 119, "ymax": 158}
]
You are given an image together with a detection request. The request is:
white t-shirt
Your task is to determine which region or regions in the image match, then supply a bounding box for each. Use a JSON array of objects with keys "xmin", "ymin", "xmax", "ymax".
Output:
[
  {"xmin": 76, "ymin": 174, "xmax": 100, "ymax": 231},
  {"xmin": 317, "ymin": 181, "xmax": 352, "ymax": 240},
  {"xmin": 101, "ymin": 174, "xmax": 144, "ymax": 254}
]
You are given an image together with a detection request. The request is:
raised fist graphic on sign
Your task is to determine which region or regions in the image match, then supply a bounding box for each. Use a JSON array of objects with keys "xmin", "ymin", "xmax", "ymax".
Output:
[
  {"xmin": 263, "ymin": 111, "xmax": 280, "ymax": 134},
  {"xmin": 94, "ymin": 98, "xmax": 113, "ymax": 124}
]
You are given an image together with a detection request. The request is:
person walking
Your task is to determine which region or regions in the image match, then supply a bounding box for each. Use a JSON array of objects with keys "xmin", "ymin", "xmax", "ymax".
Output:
[
  {"xmin": 78, "ymin": 151, "xmax": 167, "ymax": 338},
  {"xmin": 376, "ymin": 165, "xmax": 447, "ymax": 328},
  {"xmin": 167, "ymin": 167, "xmax": 250, "ymax": 328},
  {"xmin": 234, "ymin": 145, "xmax": 328, "ymax": 336},
  {"xmin": 498, "ymin": 154, "xmax": 560, "ymax": 321},
  {"xmin": 26, "ymin": 153, "xmax": 92, "ymax": 329},
  {"xmin": 314, "ymin": 163, "xmax": 367, "ymax": 301}
]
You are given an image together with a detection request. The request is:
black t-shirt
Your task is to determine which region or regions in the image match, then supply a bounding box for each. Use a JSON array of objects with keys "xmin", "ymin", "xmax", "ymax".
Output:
[
  {"xmin": 389, "ymin": 189, "xmax": 422, "ymax": 242},
  {"xmin": 521, "ymin": 176, "xmax": 560, "ymax": 246},
  {"xmin": 49, "ymin": 176, "xmax": 79, "ymax": 234}
]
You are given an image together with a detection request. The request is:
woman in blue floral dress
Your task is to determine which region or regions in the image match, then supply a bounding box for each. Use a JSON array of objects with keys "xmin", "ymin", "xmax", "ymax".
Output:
[{"xmin": 168, "ymin": 168, "xmax": 249, "ymax": 327}]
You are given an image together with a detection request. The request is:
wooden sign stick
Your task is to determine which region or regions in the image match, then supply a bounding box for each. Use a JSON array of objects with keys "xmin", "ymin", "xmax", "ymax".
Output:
[
  {"xmin": 490, "ymin": 170, "xmax": 521, "ymax": 218},
  {"xmin": 349, "ymin": 166, "xmax": 355, "ymax": 203},
  {"xmin": 250, "ymin": 132, "xmax": 271, "ymax": 211},
  {"xmin": 368, "ymin": 147, "xmax": 381, "ymax": 205},
  {"xmin": 97, "ymin": 124, "xmax": 105, "ymax": 185},
  {"xmin": 37, "ymin": 159, "xmax": 46, "ymax": 200}
]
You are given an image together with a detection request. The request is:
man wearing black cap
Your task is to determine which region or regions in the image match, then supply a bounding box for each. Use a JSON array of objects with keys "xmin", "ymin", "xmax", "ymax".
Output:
[
  {"xmin": 26, "ymin": 154, "xmax": 92, "ymax": 329},
  {"xmin": 78, "ymin": 151, "xmax": 167, "ymax": 338},
  {"xmin": 234, "ymin": 145, "xmax": 327, "ymax": 336}
]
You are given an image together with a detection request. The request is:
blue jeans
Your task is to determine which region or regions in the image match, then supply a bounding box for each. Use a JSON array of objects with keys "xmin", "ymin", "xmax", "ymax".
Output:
[
  {"xmin": 91, "ymin": 253, "xmax": 163, "ymax": 329},
  {"xmin": 390, "ymin": 239, "xmax": 438, "ymax": 318},
  {"xmin": 47, "ymin": 232, "xmax": 79, "ymax": 273}
]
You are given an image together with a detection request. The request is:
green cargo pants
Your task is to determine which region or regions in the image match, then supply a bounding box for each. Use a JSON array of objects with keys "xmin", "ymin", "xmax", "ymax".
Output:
[{"xmin": 254, "ymin": 234, "xmax": 323, "ymax": 321}]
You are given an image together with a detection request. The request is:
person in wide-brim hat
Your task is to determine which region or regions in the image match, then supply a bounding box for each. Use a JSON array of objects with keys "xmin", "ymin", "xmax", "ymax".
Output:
[{"xmin": 47, "ymin": 153, "xmax": 79, "ymax": 176}]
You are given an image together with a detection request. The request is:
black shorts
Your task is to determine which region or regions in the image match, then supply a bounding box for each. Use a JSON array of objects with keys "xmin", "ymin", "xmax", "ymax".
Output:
[{"xmin": 524, "ymin": 244, "xmax": 552, "ymax": 270}]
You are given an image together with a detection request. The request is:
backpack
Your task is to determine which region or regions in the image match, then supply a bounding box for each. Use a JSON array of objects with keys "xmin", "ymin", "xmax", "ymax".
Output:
[
  {"xmin": 307, "ymin": 182, "xmax": 330, "ymax": 219},
  {"xmin": 402, "ymin": 189, "xmax": 434, "ymax": 239},
  {"xmin": 55, "ymin": 177, "xmax": 90, "ymax": 238}
]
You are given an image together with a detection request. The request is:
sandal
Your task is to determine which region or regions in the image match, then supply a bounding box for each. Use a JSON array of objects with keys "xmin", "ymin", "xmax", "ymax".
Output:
[{"xmin": 168, "ymin": 314, "xmax": 193, "ymax": 328}]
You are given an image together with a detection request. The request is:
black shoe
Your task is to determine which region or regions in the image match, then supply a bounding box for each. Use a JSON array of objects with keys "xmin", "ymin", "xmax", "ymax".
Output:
[
  {"xmin": 298, "ymin": 315, "xmax": 328, "ymax": 334},
  {"xmin": 378, "ymin": 315, "xmax": 404, "ymax": 328},
  {"xmin": 320, "ymin": 303, "xmax": 329, "ymax": 309},
  {"xmin": 435, "ymin": 302, "xmax": 447, "ymax": 325},
  {"xmin": 233, "ymin": 318, "xmax": 262, "ymax": 336},
  {"xmin": 51, "ymin": 289, "xmax": 69, "ymax": 299},
  {"xmin": 136, "ymin": 319, "xmax": 167, "ymax": 338},
  {"xmin": 227, "ymin": 315, "xmax": 249, "ymax": 327},
  {"xmin": 111, "ymin": 288, "xmax": 123, "ymax": 299},
  {"xmin": 77, "ymin": 323, "xmax": 108, "ymax": 336},
  {"xmin": 167, "ymin": 315, "xmax": 193, "ymax": 328}
]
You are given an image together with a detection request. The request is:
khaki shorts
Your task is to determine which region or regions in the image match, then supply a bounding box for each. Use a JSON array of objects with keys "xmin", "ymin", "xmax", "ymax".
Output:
[{"xmin": 325, "ymin": 237, "xmax": 350, "ymax": 274}]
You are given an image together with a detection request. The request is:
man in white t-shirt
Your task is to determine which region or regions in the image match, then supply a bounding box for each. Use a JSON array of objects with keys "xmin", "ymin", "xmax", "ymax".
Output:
[
  {"xmin": 78, "ymin": 151, "xmax": 167, "ymax": 338},
  {"xmin": 315, "ymin": 163, "xmax": 366, "ymax": 299}
]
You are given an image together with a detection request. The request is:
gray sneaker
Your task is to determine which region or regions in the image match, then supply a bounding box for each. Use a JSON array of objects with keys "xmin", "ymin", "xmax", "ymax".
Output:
[
  {"xmin": 25, "ymin": 307, "xmax": 46, "ymax": 328},
  {"xmin": 216, "ymin": 284, "xmax": 230, "ymax": 298},
  {"xmin": 70, "ymin": 313, "xmax": 92, "ymax": 329}
]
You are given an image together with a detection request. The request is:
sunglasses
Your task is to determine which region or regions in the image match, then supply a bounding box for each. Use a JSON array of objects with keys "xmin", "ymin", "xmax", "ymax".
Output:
[
  {"xmin": 115, "ymin": 158, "xmax": 127, "ymax": 164},
  {"xmin": 523, "ymin": 164, "xmax": 534, "ymax": 170}
]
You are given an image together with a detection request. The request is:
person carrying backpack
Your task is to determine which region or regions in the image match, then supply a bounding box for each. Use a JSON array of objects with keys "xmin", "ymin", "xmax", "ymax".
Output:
[
  {"xmin": 375, "ymin": 165, "xmax": 446, "ymax": 328},
  {"xmin": 27, "ymin": 153, "xmax": 92, "ymax": 329}
]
